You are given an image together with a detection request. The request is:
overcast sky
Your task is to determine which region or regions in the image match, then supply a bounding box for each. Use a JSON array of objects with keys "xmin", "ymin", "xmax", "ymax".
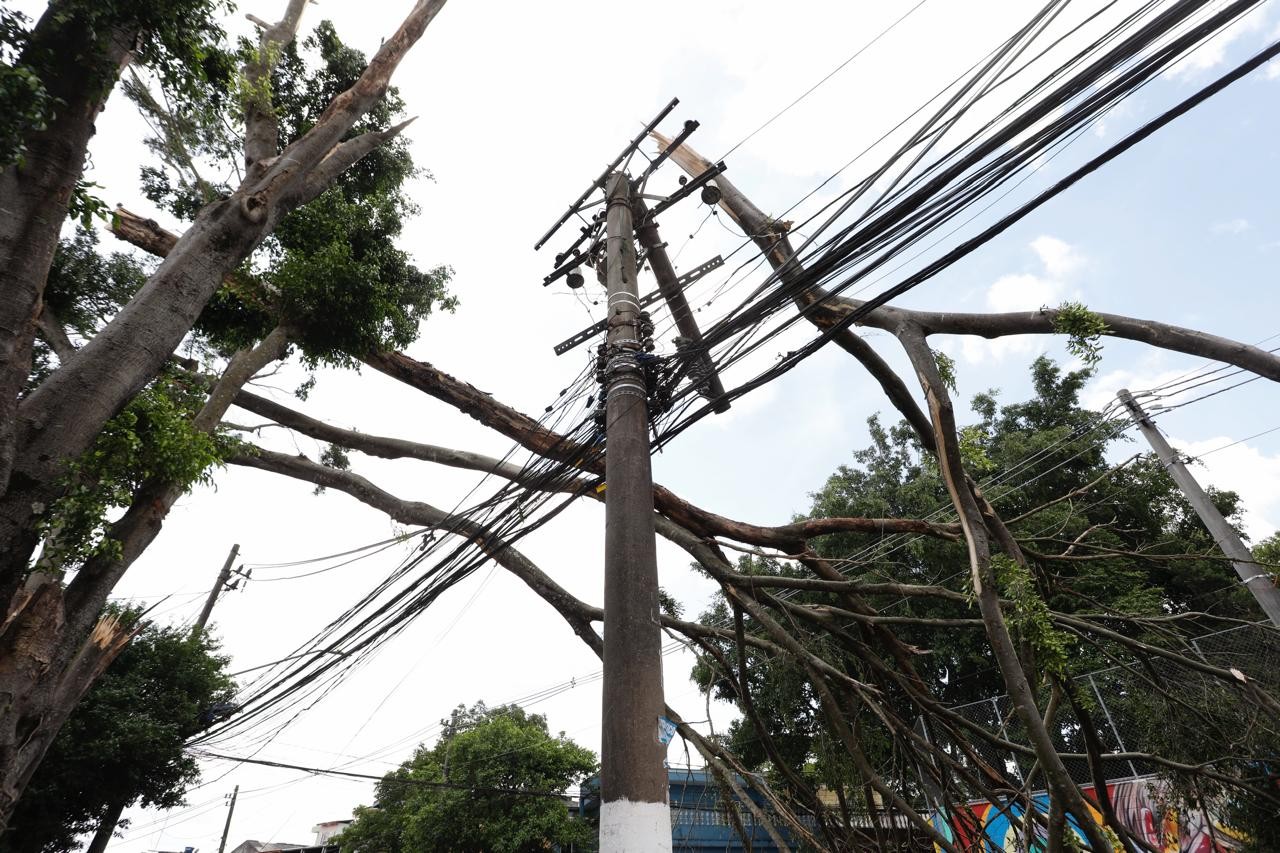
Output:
[{"xmin": 22, "ymin": 0, "xmax": 1280, "ymax": 848}]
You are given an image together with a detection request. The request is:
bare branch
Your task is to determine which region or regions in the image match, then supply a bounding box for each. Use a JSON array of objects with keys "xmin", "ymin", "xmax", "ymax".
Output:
[
  {"xmin": 243, "ymin": 0, "xmax": 312, "ymax": 175},
  {"xmin": 232, "ymin": 388, "xmax": 585, "ymax": 492},
  {"xmin": 363, "ymin": 350, "xmax": 959, "ymax": 550},
  {"xmin": 287, "ymin": 118, "xmax": 418, "ymax": 208},
  {"xmin": 34, "ymin": 307, "xmax": 76, "ymax": 363},
  {"xmin": 229, "ymin": 445, "xmax": 603, "ymax": 653},
  {"xmin": 654, "ymin": 133, "xmax": 1280, "ymax": 387}
]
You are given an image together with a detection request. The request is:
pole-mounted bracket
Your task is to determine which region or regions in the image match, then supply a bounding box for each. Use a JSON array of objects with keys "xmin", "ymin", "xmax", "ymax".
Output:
[{"xmin": 551, "ymin": 255, "xmax": 724, "ymax": 356}]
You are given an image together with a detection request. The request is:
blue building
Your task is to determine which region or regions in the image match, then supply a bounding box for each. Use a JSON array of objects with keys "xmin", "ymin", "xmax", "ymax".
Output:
[{"xmin": 578, "ymin": 768, "xmax": 793, "ymax": 850}]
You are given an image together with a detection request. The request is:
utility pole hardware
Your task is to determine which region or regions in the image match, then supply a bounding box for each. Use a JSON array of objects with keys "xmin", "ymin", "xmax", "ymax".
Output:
[
  {"xmin": 1118, "ymin": 389, "xmax": 1280, "ymax": 626},
  {"xmin": 216, "ymin": 784, "xmax": 239, "ymax": 853},
  {"xmin": 537, "ymin": 98, "xmax": 734, "ymax": 851},
  {"xmin": 193, "ymin": 543, "xmax": 241, "ymax": 638}
]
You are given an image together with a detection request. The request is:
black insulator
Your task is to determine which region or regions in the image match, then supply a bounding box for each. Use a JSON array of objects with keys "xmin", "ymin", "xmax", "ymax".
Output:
[
  {"xmin": 700, "ymin": 184, "xmax": 722, "ymax": 205},
  {"xmin": 566, "ymin": 268, "xmax": 585, "ymax": 289}
]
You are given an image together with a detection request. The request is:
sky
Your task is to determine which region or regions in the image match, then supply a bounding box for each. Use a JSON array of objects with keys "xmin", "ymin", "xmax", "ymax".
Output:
[{"xmin": 17, "ymin": 0, "xmax": 1280, "ymax": 848}]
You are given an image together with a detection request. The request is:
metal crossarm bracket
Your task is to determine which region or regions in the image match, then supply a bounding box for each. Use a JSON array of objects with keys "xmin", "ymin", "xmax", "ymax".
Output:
[
  {"xmin": 552, "ymin": 255, "xmax": 723, "ymax": 356},
  {"xmin": 534, "ymin": 98, "xmax": 679, "ymax": 251},
  {"xmin": 673, "ymin": 254, "xmax": 724, "ymax": 289},
  {"xmin": 645, "ymin": 161, "xmax": 726, "ymax": 220},
  {"xmin": 553, "ymin": 290, "xmax": 665, "ymax": 356}
]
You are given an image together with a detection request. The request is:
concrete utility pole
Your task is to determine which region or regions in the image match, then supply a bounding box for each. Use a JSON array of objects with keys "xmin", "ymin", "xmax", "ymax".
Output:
[
  {"xmin": 193, "ymin": 543, "xmax": 240, "ymax": 637},
  {"xmin": 1118, "ymin": 389, "xmax": 1280, "ymax": 626},
  {"xmin": 216, "ymin": 783, "xmax": 239, "ymax": 850},
  {"xmin": 599, "ymin": 172, "xmax": 673, "ymax": 851}
]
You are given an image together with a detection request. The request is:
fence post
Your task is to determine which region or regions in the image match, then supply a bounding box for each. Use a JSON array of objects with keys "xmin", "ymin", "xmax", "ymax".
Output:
[{"xmin": 1088, "ymin": 674, "xmax": 1140, "ymax": 779}]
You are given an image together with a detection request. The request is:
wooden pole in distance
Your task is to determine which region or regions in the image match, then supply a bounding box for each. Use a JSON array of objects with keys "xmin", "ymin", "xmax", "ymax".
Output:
[
  {"xmin": 599, "ymin": 172, "xmax": 672, "ymax": 851},
  {"xmin": 193, "ymin": 543, "xmax": 239, "ymax": 637},
  {"xmin": 216, "ymin": 784, "xmax": 239, "ymax": 853},
  {"xmin": 1119, "ymin": 389, "xmax": 1280, "ymax": 626}
]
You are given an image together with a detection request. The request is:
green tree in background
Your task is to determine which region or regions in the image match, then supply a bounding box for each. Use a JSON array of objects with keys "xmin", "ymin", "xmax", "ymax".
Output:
[
  {"xmin": 0, "ymin": 616, "xmax": 233, "ymax": 853},
  {"xmin": 338, "ymin": 703, "xmax": 596, "ymax": 853},
  {"xmin": 692, "ymin": 356, "xmax": 1267, "ymax": 830}
]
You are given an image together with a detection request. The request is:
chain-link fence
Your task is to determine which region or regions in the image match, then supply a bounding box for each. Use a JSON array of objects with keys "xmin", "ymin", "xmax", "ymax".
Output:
[{"xmin": 919, "ymin": 621, "xmax": 1280, "ymax": 792}]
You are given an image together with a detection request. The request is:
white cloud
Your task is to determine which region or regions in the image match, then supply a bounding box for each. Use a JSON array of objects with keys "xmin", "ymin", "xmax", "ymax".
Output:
[
  {"xmin": 983, "ymin": 235, "xmax": 1083, "ymax": 315},
  {"xmin": 1029, "ymin": 235, "xmax": 1083, "ymax": 278},
  {"xmin": 959, "ymin": 236, "xmax": 1084, "ymax": 363},
  {"xmin": 1211, "ymin": 218, "xmax": 1251, "ymax": 234},
  {"xmin": 986, "ymin": 273, "xmax": 1064, "ymax": 313},
  {"xmin": 1164, "ymin": 2, "xmax": 1272, "ymax": 79},
  {"xmin": 1171, "ymin": 435, "xmax": 1280, "ymax": 541}
]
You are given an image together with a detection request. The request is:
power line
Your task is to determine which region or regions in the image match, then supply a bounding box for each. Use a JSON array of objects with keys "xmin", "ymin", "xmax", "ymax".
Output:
[
  {"xmin": 195, "ymin": 752, "xmax": 578, "ymax": 800},
  {"xmin": 1193, "ymin": 424, "xmax": 1280, "ymax": 460},
  {"xmin": 718, "ymin": 0, "xmax": 933, "ymax": 160}
]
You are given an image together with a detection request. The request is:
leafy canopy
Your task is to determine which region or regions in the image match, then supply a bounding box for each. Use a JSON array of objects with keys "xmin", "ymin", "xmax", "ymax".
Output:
[
  {"xmin": 133, "ymin": 19, "xmax": 455, "ymax": 370},
  {"xmin": 337, "ymin": 702, "xmax": 597, "ymax": 853},
  {"xmin": 0, "ymin": 0, "xmax": 233, "ymax": 168},
  {"xmin": 30, "ymin": 19, "xmax": 455, "ymax": 568},
  {"xmin": 0, "ymin": 615, "xmax": 234, "ymax": 853},
  {"xmin": 692, "ymin": 356, "xmax": 1259, "ymax": 794}
]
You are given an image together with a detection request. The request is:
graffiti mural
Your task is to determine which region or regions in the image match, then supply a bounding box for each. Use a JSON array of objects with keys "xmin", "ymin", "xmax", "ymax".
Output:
[{"xmin": 931, "ymin": 777, "xmax": 1244, "ymax": 852}]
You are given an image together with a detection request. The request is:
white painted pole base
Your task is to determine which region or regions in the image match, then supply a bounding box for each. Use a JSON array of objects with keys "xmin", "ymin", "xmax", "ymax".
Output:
[{"xmin": 600, "ymin": 798, "xmax": 674, "ymax": 852}]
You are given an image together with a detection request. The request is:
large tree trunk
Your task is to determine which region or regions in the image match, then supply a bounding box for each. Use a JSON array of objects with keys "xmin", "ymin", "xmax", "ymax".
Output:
[
  {"xmin": 0, "ymin": 0, "xmax": 449, "ymax": 596},
  {"xmin": 0, "ymin": 195, "xmax": 269, "ymax": 591},
  {"xmin": 0, "ymin": 329, "xmax": 289, "ymax": 833},
  {"xmin": 0, "ymin": 6, "xmax": 134, "ymax": 523},
  {"xmin": 84, "ymin": 796, "xmax": 128, "ymax": 853},
  {"xmin": 0, "ymin": 0, "xmax": 450, "ymax": 825},
  {"xmin": 0, "ymin": 593, "xmax": 132, "ymax": 830}
]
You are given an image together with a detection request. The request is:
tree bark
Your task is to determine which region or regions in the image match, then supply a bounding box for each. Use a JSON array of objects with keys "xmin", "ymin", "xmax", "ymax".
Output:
[
  {"xmin": 897, "ymin": 323, "xmax": 1114, "ymax": 853},
  {"xmin": 0, "ymin": 328, "xmax": 288, "ymax": 829},
  {"xmin": 0, "ymin": 0, "xmax": 448, "ymax": 591},
  {"xmin": 0, "ymin": 602, "xmax": 133, "ymax": 831},
  {"xmin": 361, "ymin": 350, "xmax": 958, "ymax": 552},
  {"xmin": 0, "ymin": 9, "xmax": 135, "ymax": 497},
  {"xmin": 60, "ymin": 328, "xmax": 291, "ymax": 650}
]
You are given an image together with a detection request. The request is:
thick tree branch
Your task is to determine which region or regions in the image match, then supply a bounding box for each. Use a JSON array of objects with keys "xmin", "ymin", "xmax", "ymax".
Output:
[
  {"xmin": 2, "ymin": 0, "xmax": 451, "ymax": 579},
  {"xmin": 654, "ymin": 133, "xmax": 1280, "ymax": 387},
  {"xmin": 288, "ymin": 118, "xmax": 418, "ymax": 207},
  {"xmin": 362, "ymin": 351, "xmax": 958, "ymax": 551},
  {"xmin": 251, "ymin": 0, "xmax": 448, "ymax": 212},
  {"xmin": 898, "ymin": 322, "xmax": 1114, "ymax": 852},
  {"xmin": 34, "ymin": 308, "xmax": 76, "ymax": 364},
  {"xmin": 230, "ymin": 445, "xmax": 603, "ymax": 654},
  {"xmin": 243, "ymin": 0, "xmax": 312, "ymax": 175},
  {"xmin": 61, "ymin": 329, "xmax": 293, "ymax": 647},
  {"xmin": 234, "ymin": 389, "xmax": 588, "ymax": 493}
]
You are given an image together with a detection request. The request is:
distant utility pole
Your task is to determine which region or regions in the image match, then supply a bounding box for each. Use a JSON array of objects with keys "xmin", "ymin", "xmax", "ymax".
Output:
[
  {"xmin": 597, "ymin": 171, "xmax": 671, "ymax": 849},
  {"xmin": 1118, "ymin": 389, "xmax": 1280, "ymax": 626},
  {"xmin": 193, "ymin": 543, "xmax": 241, "ymax": 638},
  {"xmin": 216, "ymin": 785, "xmax": 239, "ymax": 853}
]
